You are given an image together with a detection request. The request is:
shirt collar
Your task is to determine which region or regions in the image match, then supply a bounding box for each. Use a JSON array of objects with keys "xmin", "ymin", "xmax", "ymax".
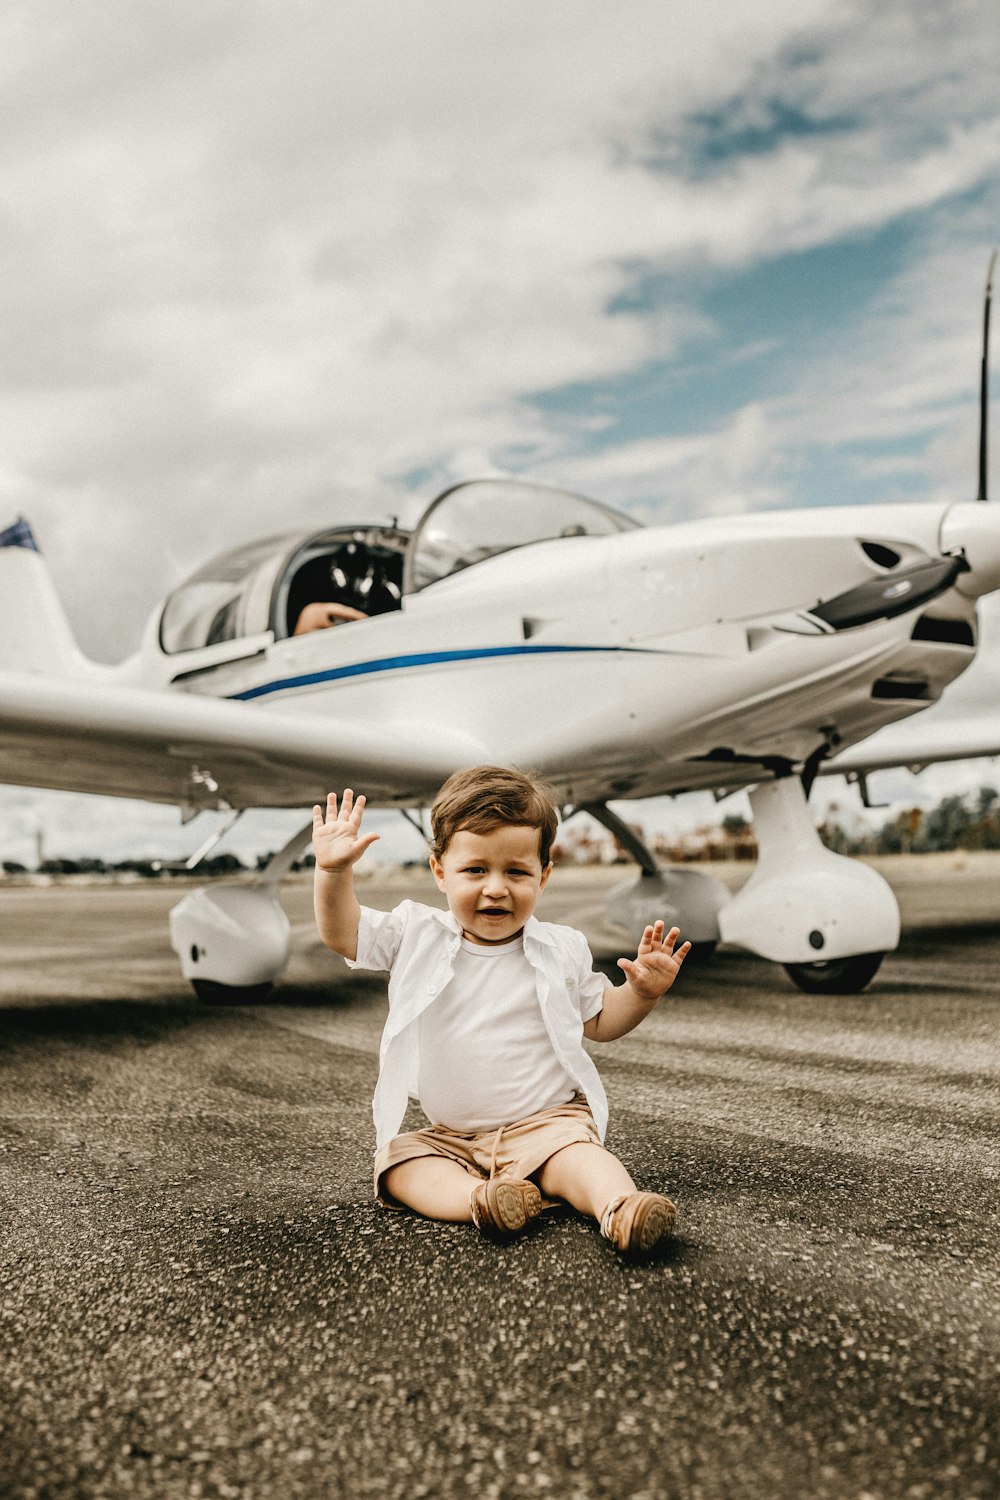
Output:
[
  {"xmin": 523, "ymin": 914, "xmax": 557, "ymax": 949},
  {"xmin": 428, "ymin": 905, "xmax": 463, "ymax": 940}
]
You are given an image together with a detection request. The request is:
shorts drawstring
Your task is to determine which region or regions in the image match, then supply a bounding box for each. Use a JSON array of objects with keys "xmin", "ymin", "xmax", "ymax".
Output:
[{"xmin": 489, "ymin": 1123, "xmax": 506, "ymax": 1179}]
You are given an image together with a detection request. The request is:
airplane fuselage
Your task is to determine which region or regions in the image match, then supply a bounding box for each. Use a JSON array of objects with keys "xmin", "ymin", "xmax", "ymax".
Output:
[{"xmin": 108, "ymin": 497, "xmax": 994, "ymax": 806}]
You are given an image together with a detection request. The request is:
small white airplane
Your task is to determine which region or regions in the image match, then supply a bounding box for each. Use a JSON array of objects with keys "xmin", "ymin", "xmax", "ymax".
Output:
[
  {"xmin": 1, "ymin": 263, "xmax": 998, "ymax": 1001},
  {"xmin": 2, "ymin": 471, "xmax": 999, "ymax": 999}
]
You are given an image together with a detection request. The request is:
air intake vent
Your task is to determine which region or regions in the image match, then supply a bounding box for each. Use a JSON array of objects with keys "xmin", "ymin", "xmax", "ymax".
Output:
[
  {"xmin": 910, "ymin": 615, "xmax": 975, "ymax": 646},
  {"xmin": 871, "ymin": 677, "xmax": 930, "ymax": 701},
  {"xmin": 861, "ymin": 541, "xmax": 902, "ymax": 569}
]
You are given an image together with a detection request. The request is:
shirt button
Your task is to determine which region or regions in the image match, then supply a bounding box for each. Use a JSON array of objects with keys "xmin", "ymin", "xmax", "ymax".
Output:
[{"xmin": 426, "ymin": 984, "xmax": 437, "ymax": 994}]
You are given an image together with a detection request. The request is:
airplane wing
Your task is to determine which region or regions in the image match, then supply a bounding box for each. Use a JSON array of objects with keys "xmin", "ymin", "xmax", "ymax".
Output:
[
  {"xmin": 825, "ymin": 709, "xmax": 1000, "ymax": 775},
  {"xmin": 0, "ymin": 670, "xmax": 486, "ymax": 812}
]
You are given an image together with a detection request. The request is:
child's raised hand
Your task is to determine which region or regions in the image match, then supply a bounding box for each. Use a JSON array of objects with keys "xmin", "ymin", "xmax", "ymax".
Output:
[
  {"xmin": 617, "ymin": 921, "xmax": 691, "ymax": 1001},
  {"xmin": 312, "ymin": 789, "xmax": 380, "ymax": 872}
]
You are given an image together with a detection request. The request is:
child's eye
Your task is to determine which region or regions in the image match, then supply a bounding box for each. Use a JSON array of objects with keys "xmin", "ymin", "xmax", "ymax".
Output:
[{"xmin": 508, "ymin": 869, "xmax": 530, "ymax": 878}]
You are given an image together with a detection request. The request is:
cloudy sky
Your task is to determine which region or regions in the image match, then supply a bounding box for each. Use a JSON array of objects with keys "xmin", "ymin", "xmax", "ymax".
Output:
[{"xmin": 1, "ymin": 0, "xmax": 998, "ymax": 865}]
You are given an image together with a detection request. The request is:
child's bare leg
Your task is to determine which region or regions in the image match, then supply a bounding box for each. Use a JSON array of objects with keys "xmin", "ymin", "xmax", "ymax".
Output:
[
  {"xmin": 382, "ymin": 1157, "xmax": 475, "ymax": 1222},
  {"xmin": 536, "ymin": 1142, "xmax": 637, "ymax": 1220}
]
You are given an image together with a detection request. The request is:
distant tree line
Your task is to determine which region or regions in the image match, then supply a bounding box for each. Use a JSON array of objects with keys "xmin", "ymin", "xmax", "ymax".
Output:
[
  {"xmin": 0, "ymin": 850, "xmax": 319, "ymax": 878},
  {"xmin": 0, "ymin": 854, "xmax": 248, "ymax": 878},
  {"xmin": 3, "ymin": 791, "xmax": 997, "ymax": 875},
  {"xmin": 557, "ymin": 786, "xmax": 1000, "ymax": 865},
  {"xmin": 818, "ymin": 786, "xmax": 1000, "ymax": 856}
]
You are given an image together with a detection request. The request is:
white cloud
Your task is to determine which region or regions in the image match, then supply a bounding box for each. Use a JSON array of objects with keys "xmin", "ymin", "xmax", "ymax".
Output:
[
  {"xmin": 532, "ymin": 402, "xmax": 791, "ymax": 522},
  {"xmin": 1, "ymin": 0, "xmax": 1000, "ymax": 859},
  {"xmin": 2, "ymin": 4, "xmax": 996, "ymax": 652}
]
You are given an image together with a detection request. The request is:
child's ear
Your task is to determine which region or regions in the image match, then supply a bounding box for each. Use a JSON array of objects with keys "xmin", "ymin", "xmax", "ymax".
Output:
[
  {"xmin": 429, "ymin": 852, "xmax": 446, "ymax": 889},
  {"xmin": 539, "ymin": 860, "xmax": 553, "ymax": 890}
]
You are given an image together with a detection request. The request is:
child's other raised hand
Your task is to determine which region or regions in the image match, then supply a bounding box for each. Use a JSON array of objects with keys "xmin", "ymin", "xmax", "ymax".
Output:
[
  {"xmin": 617, "ymin": 921, "xmax": 691, "ymax": 1001},
  {"xmin": 312, "ymin": 789, "xmax": 380, "ymax": 872}
]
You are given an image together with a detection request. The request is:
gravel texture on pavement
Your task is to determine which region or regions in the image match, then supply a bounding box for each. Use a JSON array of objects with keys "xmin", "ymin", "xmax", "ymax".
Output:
[{"xmin": 1, "ymin": 859, "xmax": 998, "ymax": 1499}]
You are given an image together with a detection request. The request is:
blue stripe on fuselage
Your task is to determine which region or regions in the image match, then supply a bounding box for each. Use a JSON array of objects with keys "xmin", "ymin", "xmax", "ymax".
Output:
[{"xmin": 227, "ymin": 644, "xmax": 648, "ymax": 701}]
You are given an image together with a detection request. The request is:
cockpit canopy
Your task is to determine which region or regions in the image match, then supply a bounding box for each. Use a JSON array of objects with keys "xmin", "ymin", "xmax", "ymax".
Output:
[
  {"xmin": 402, "ymin": 478, "xmax": 638, "ymax": 593},
  {"xmin": 158, "ymin": 478, "xmax": 637, "ymax": 654}
]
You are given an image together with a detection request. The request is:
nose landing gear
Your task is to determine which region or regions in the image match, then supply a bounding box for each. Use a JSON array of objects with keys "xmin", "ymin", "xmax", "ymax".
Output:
[{"xmin": 718, "ymin": 778, "xmax": 899, "ymax": 994}]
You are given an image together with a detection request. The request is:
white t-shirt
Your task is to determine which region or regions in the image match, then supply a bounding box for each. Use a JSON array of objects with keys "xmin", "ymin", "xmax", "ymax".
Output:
[{"xmin": 416, "ymin": 935, "xmax": 577, "ymax": 1130}]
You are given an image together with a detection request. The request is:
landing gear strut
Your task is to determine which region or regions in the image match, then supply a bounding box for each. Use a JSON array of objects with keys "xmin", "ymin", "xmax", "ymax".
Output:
[{"xmin": 572, "ymin": 802, "xmax": 729, "ymax": 958}]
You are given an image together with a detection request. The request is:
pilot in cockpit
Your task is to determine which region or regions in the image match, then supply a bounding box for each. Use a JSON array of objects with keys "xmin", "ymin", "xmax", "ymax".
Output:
[
  {"xmin": 293, "ymin": 601, "xmax": 368, "ymax": 635},
  {"xmin": 287, "ymin": 537, "xmax": 403, "ymax": 636}
]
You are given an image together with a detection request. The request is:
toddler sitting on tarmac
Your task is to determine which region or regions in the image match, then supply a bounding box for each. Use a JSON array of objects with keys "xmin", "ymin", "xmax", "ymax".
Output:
[{"xmin": 312, "ymin": 765, "xmax": 689, "ymax": 1259}]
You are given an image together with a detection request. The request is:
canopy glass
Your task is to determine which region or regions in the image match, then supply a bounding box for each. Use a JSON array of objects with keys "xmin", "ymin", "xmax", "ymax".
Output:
[
  {"xmin": 158, "ymin": 480, "xmax": 637, "ymax": 653},
  {"xmin": 402, "ymin": 479, "xmax": 638, "ymax": 593},
  {"xmin": 159, "ymin": 534, "xmax": 293, "ymax": 654}
]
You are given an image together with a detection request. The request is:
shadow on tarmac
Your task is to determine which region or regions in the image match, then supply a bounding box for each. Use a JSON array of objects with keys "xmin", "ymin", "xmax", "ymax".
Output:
[
  {"xmin": 0, "ymin": 975, "xmax": 387, "ymax": 1043},
  {"xmin": 0, "ymin": 996, "xmax": 209, "ymax": 1046}
]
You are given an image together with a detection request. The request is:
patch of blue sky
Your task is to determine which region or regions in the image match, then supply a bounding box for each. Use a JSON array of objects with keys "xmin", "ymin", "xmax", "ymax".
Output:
[
  {"xmin": 782, "ymin": 442, "xmax": 934, "ymax": 512},
  {"xmin": 625, "ymin": 67, "xmax": 865, "ymax": 179},
  {"xmin": 528, "ymin": 340, "xmax": 770, "ymax": 443},
  {"xmin": 397, "ymin": 464, "xmax": 438, "ymax": 492},
  {"xmin": 680, "ymin": 97, "xmax": 861, "ymax": 174},
  {"xmin": 699, "ymin": 223, "xmax": 914, "ymax": 352},
  {"xmin": 530, "ymin": 222, "xmax": 917, "ymax": 446}
]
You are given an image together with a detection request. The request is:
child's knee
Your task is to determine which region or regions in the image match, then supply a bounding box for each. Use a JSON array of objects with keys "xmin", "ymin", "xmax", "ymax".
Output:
[{"xmin": 381, "ymin": 1154, "xmax": 478, "ymax": 1221}]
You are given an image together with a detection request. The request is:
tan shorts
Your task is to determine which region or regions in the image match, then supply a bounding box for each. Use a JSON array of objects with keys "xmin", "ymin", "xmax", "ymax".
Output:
[{"xmin": 374, "ymin": 1094, "xmax": 601, "ymax": 1207}]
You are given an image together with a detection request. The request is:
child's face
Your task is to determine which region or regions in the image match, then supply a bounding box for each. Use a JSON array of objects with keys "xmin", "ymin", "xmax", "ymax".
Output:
[{"xmin": 429, "ymin": 823, "xmax": 552, "ymax": 946}]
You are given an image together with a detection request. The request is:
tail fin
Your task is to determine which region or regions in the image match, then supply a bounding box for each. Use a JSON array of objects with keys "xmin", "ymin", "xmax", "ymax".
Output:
[{"xmin": 0, "ymin": 517, "xmax": 92, "ymax": 677}]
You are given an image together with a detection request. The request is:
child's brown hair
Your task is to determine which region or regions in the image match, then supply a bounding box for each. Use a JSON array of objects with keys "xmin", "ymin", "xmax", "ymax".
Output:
[{"xmin": 430, "ymin": 766, "xmax": 560, "ymax": 865}]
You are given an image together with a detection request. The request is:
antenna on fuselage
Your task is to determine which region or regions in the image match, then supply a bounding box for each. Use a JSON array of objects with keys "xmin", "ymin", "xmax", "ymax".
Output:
[{"xmin": 976, "ymin": 248, "xmax": 997, "ymax": 502}]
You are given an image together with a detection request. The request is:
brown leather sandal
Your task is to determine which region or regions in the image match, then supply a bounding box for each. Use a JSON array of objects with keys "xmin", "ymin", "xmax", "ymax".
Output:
[
  {"xmin": 600, "ymin": 1191, "xmax": 677, "ymax": 1258},
  {"xmin": 470, "ymin": 1177, "xmax": 543, "ymax": 1240}
]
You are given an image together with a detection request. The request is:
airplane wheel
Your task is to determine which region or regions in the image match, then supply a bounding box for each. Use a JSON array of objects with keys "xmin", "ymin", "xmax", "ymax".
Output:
[
  {"xmin": 192, "ymin": 979, "xmax": 275, "ymax": 1005},
  {"xmin": 783, "ymin": 952, "xmax": 885, "ymax": 995}
]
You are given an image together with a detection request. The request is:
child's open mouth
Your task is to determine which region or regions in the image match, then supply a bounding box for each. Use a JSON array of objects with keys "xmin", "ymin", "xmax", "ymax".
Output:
[{"xmin": 478, "ymin": 908, "xmax": 511, "ymax": 918}]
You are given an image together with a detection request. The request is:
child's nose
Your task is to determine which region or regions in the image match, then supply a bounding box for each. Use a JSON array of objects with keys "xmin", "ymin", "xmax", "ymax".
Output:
[{"xmin": 483, "ymin": 872, "xmax": 508, "ymax": 896}]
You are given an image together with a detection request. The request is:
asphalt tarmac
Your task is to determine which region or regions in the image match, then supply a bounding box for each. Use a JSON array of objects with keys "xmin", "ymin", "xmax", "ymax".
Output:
[{"xmin": 1, "ymin": 857, "xmax": 998, "ymax": 1499}]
